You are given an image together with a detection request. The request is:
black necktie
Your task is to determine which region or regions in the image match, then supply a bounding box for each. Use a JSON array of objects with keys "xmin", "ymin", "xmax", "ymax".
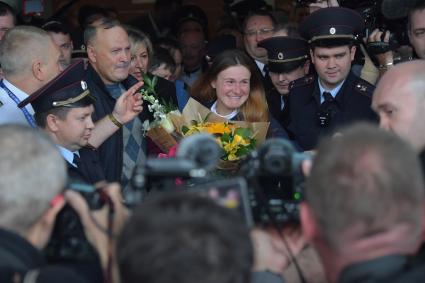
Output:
[
  {"xmin": 73, "ymin": 153, "xmax": 81, "ymax": 168},
  {"xmin": 317, "ymin": 92, "xmax": 337, "ymax": 128},
  {"xmin": 263, "ymin": 65, "xmax": 269, "ymax": 77},
  {"xmin": 322, "ymin": 92, "xmax": 334, "ymax": 104}
]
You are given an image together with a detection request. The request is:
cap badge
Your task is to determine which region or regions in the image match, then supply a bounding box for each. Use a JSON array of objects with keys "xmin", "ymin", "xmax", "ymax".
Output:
[
  {"xmin": 330, "ymin": 27, "xmax": 336, "ymax": 35},
  {"xmin": 81, "ymin": 81, "xmax": 87, "ymax": 90},
  {"xmin": 278, "ymin": 52, "xmax": 284, "ymax": 60}
]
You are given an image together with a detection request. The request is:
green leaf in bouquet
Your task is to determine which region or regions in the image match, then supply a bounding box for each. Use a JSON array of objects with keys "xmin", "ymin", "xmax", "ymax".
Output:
[
  {"xmin": 141, "ymin": 73, "xmax": 158, "ymax": 96},
  {"xmin": 152, "ymin": 75, "xmax": 158, "ymax": 88},
  {"xmin": 182, "ymin": 125, "xmax": 189, "ymax": 134},
  {"xmin": 203, "ymin": 112, "xmax": 212, "ymax": 123},
  {"xmin": 160, "ymin": 97, "xmax": 178, "ymax": 113},
  {"xmin": 221, "ymin": 132, "xmax": 231, "ymax": 143},
  {"xmin": 236, "ymin": 145, "xmax": 251, "ymax": 157},
  {"xmin": 234, "ymin": 127, "xmax": 252, "ymax": 139},
  {"xmin": 250, "ymin": 138, "xmax": 257, "ymax": 148},
  {"xmin": 142, "ymin": 73, "xmax": 151, "ymax": 85}
]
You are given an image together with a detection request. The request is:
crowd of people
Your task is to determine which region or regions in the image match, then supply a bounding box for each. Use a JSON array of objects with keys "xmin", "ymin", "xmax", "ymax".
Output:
[{"xmin": 1, "ymin": 0, "xmax": 425, "ymax": 282}]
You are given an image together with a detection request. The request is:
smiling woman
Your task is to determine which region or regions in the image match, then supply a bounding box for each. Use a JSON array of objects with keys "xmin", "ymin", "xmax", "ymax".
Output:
[
  {"xmin": 191, "ymin": 49, "xmax": 268, "ymax": 122},
  {"xmin": 190, "ymin": 49, "xmax": 289, "ymax": 139}
]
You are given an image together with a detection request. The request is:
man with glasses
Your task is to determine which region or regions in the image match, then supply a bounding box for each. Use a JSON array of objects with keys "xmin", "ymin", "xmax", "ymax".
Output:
[
  {"xmin": 288, "ymin": 7, "xmax": 376, "ymax": 150},
  {"xmin": 242, "ymin": 9, "xmax": 276, "ymax": 92}
]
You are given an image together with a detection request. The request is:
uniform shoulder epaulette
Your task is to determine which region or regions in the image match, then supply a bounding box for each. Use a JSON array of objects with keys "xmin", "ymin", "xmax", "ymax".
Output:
[
  {"xmin": 289, "ymin": 75, "xmax": 315, "ymax": 90},
  {"xmin": 353, "ymin": 78, "xmax": 375, "ymax": 98}
]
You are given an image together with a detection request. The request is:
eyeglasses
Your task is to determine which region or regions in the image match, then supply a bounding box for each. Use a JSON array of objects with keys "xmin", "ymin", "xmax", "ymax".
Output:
[{"xmin": 244, "ymin": 28, "xmax": 274, "ymax": 37}]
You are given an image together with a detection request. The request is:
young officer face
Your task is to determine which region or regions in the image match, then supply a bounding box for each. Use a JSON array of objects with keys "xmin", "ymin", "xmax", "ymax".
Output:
[
  {"xmin": 54, "ymin": 105, "xmax": 95, "ymax": 152},
  {"xmin": 310, "ymin": 45, "xmax": 356, "ymax": 90},
  {"xmin": 270, "ymin": 65, "xmax": 306, "ymax": 95},
  {"xmin": 211, "ymin": 65, "xmax": 251, "ymax": 115}
]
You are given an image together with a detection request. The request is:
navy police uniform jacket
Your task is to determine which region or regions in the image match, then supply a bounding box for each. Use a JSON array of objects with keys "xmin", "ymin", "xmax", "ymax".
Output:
[
  {"xmin": 67, "ymin": 147, "xmax": 106, "ymax": 184},
  {"xmin": 266, "ymin": 88, "xmax": 291, "ymax": 132},
  {"xmin": 288, "ymin": 71, "xmax": 377, "ymax": 150}
]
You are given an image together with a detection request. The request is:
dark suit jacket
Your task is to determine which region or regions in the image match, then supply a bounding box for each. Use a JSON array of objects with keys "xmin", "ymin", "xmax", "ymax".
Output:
[
  {"xmin": 338, "ymin": 255, "xmax": 425, "ymax": 283},
  {"xmin": 288, "ymin": 72, "xmax": 377, "ymax": 150},
  {"xmin": 67, "ymin": 147, "xmax": 106, "ymax": 184},
  {"xmin": 85, "ymin": 65, "xmax": 177, "ymax": 182},
  {"xmin": 246, "ymin": 53, "xmax": 274, "ymax": 94},
  {"xmin": 266, "ymin": 88, "xmax": 291, "ymax": 130},
  {"xmin": 85, "ymin": 65, "xmax": 146, "ymax": 182}
]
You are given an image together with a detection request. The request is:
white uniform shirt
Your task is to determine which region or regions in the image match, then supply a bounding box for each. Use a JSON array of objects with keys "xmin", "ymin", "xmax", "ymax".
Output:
[{"xmin": 0, "ymin": 79, "xmax": 34, "ymax": 125}]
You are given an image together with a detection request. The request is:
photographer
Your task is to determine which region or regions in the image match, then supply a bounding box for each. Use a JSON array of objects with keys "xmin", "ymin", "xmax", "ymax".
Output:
[
  {"xmin": 0, "ymin": 125, "xmax": 85, "ymax": 282},
  {"xmin": 117, "ymin": 191, "xmax": 308, "ymax": 283},
  {"xmin": 301, "ymin": 123, "xmax": 425, "ymax": 282},
  {"xmin": 0, "ymin": 124, "xmax": 127, "ymax": 282}
]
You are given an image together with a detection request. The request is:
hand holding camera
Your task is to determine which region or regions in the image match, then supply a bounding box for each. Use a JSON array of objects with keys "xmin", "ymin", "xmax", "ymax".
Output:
[{"xmin": 65, "ymin": 182, "xmax": 129, "ymax": 270}]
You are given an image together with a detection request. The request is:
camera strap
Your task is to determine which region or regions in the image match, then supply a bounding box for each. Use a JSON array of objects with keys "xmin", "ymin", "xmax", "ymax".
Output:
[{"xmin": 103, "ymin": 191, "xmax": 115, "ymax": 283}]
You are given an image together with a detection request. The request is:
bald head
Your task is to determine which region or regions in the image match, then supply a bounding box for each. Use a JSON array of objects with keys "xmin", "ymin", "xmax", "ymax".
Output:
[{"xmin": 372, "ymin": 60, "xmax": 425, "ymax": 151}]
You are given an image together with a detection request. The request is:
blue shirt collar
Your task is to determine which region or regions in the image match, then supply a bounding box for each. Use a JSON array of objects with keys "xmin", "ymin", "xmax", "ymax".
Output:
[
  {"xmin": 57, "ymin": 145, "xmax": 79, "ymax": 167},
  {"xmin": 318, "ymin": 78, "xmax": 346, "ymax": 103}
]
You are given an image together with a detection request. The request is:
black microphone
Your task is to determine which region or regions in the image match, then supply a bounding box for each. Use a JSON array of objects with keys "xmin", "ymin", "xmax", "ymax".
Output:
[{"xmin": 381, "ymin": 0, "xmax": 419, "ymax": 20}]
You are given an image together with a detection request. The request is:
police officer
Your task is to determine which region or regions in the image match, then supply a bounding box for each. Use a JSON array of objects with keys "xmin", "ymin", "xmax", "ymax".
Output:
[
  {"xmin": 288, "ymin": 7, "xmax": 377, "ymax": 150},
  {"xmin": 258, "ymin": 36, "xmax": 310, "ymax": 131},
  {"xmin": 19, "ymin": 60, "xmax": 105, "ymax": 184}
]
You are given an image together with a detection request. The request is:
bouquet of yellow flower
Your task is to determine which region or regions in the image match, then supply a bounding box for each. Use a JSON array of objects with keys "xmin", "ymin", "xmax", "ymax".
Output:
[
  {"xmin": 178, "ymin": 99, "xmax": 269, "ymax": 173},
  {"xmin": 182, "ymin": 120, "xmax": 256, "ymax": 161}
]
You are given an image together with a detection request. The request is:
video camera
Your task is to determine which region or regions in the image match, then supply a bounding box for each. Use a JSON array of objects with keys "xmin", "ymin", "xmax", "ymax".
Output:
[
  {"xmin": 129, "ymin": 134, "xmax": 310, "ymax": 227},
  {"xmin": 240, "ymin": 139, "xmax": 308, "ymax": 225},
  {"xmin": 44, "ymin": 182, "xmax": 107, "ymax": 263}
]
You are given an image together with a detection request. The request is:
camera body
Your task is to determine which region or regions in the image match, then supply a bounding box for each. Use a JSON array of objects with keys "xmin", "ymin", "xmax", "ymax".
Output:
[
  {"xmin": 240, "ymin": 139, "xmax": 308, "ymax": 226},
  {"xmin": 44, "ymin": 182, "xmax": 105, "ymax": 263},
  {"xmin": 129, "ymin": 137, "xmax": 309, "ymax": 227}
]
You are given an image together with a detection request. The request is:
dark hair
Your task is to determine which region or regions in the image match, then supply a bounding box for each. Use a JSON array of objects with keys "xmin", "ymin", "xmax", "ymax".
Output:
[
  {"xmin": 306, "ymin": 123, "xmax": 424, "ymax": 251},
  {"xmin": 34, "ymin": 107, "xmax": 69, "ymax": 128},
  {"xmin": 83, "ymin": 18, "xmax": 122, "ymax": 46},
  {"xmin": 42, "ymin": 20, "xmax": 71, "ymax": 35},
  {"xmin": 408, "ymin": 0, "xmax": 425, "ymax": 31},
  {"xmin": 274, "ymin": 22, "xmax": 300, "ymax": 37},
  {"xmin": 0, "ymin": 2, "xmax": 15, "ymax": 21},
  {"xmin": 156, "ymin": 36, "xmax": 181, "ymax": 53},
  {"xmin": 117, "ymin": 193, "xmax": 253, "ymax": 283},
  {"xmin": 78, "ymin": 5, "xmax": 110, "ymax": 30},
  {"xmin": 190, "ymin": 49, "xmax": 269, "ymax": 122},
  {"xmin": 150, "ymin": 46, "xmax": 176, "ymax": 74},
  {"xmin": 34, "ymin": 96, "xmax": 94, "ymax": 129}
]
